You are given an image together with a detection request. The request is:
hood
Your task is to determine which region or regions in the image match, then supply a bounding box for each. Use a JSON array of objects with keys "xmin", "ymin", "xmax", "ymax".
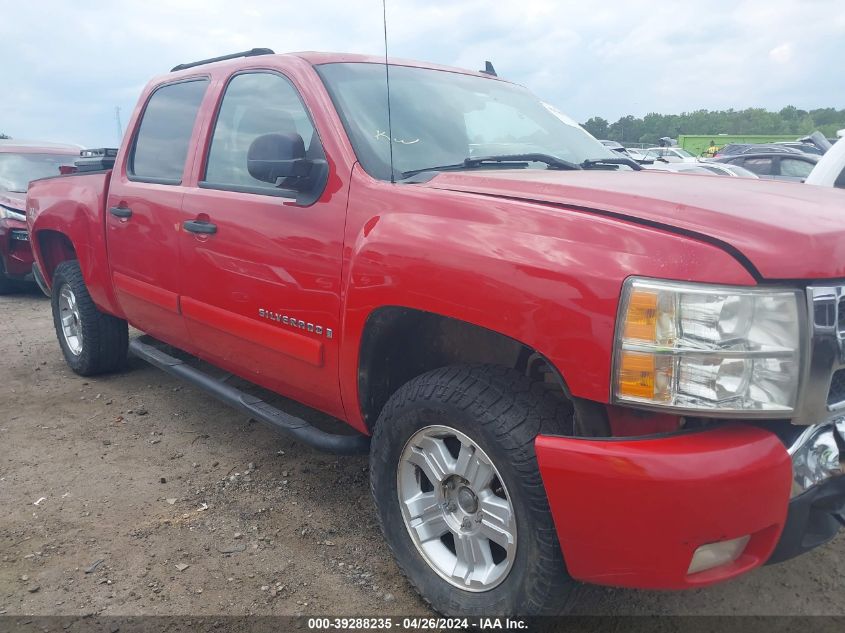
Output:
[
  {"xmin": 421, "ymin": 169, "xmax": 845, "ymax": 280},
  {"xmin": 0, "ymin": 190, "xmax": 26, "ymax": 212}
]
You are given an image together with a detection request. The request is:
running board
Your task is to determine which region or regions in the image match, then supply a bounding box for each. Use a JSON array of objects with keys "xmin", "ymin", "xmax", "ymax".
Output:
[{"xmin": 128, "ymin": 336, "xmax": 370, "ymax": 455}]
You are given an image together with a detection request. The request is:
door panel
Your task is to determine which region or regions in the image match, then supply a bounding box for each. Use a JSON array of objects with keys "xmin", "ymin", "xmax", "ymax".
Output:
[
  {"xmin": 178, "ymin": 71, "xmax": 346, "ymax": 418},
  {"xmin": 107, "ymin": 78, "xmax": 209, "ymax": 347},
  {"xmin": 107, "ymin": 181, "xmax": 190, "ymax": 344}
]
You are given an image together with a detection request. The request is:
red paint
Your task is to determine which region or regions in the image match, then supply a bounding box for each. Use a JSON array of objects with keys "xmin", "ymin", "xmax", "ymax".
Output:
[
  {"xmin": 113, "ymin": 271, "xmax": 180, "ymax": 313},
  {"xmin": 181, "ymin": 297, "xmax": 324, "ymax": 367},
  {"xmin": 536, "ymin": 425, "xmax": 792, "ymax": 588},
  {"xmin": 0, "ymin": 216, "xmax": 33, "ymax": 277},
  {"xmin": 23, "ymin": 52, "xmax": 841, "ymax": 593},
  {"xmin": 1, "ymin": 143, "xmax": 78, "ymax": 284},
  {"xmin": 424, "ymin": 169, "xmax": 845, "ymax": 280},
  {"xmin": 606, "ymin": 406, "xmax": 681, "ymax": 437}
]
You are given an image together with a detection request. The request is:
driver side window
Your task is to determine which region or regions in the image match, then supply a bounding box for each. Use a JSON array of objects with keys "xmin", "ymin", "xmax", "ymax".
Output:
[{"xmin": 203, "ymin": 72, "xmax": 319, "ymax": 193}]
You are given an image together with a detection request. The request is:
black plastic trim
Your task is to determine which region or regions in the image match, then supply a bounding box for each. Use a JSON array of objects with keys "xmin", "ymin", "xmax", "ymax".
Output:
[
  {"xmin": 171, "ymin": 48, "xmax": 275, "ymax": 72},
  {"xmin": 197, "ymin": 181, "xmax": 296, "ymax": 199},
  {"xmin": 32, "ymin": 261, "xmax": 50, "ymax": 296},
  {"xmin": 128, "ymin": 336, "xmax": 370, "ymax": 455},
  {"xmin": 767, "ymin": 474, "xmax": 845, "ymax": 564}
]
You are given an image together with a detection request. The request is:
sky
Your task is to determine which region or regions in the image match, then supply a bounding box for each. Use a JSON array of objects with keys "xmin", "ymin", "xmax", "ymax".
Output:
[{"xmin": 1, "ymin": 0, "xmax": 843, "ymax": 147}]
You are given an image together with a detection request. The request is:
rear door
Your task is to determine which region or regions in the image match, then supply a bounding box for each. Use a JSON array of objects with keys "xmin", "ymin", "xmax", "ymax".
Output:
[
  {"xmin": 738, "ymin": 156, "xmax": 775, "ymax": 179},
  {"xmin": 178, "ymin": 70, "xmax": 347, "ymax": 418},
  {"xmin": 106, "ymin": 78, "xmax": 209, "ymax": 346},
  {"xmin": 777, "ymin": 156, "xmax": 815, "ymax": 182}
]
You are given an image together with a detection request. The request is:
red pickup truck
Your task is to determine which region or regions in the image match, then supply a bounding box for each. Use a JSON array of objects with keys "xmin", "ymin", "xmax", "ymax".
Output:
[{"xmin": 25, "ymin": 49, "xmax": 845, "ymax": 616}]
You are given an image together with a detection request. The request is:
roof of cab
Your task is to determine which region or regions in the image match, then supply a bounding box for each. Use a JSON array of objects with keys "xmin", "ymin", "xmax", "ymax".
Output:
[{"xmin": 165, "ymin": 50, "xmax": 506, "ymax": 82}]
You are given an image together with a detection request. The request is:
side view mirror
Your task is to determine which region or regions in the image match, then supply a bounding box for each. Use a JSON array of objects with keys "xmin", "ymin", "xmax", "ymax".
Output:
[
  {"xmin": 247, "ymin": 132, "xmax": 306, "ymax": 184},
  {"xmin": 247, "ymin": 133, "xmax": 328, "ymax": 206}
]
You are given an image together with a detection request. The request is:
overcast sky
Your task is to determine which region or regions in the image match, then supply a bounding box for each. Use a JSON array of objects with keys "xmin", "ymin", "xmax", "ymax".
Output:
[{"xmin": 1, "ymin": 0, "xmax": 842, "ymax": 147}]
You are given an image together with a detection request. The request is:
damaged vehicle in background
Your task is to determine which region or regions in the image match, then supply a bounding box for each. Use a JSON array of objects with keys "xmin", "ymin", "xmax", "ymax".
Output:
[{"xmin": 0, "ymin": 140, "xmax": 80, "ymax": 293}]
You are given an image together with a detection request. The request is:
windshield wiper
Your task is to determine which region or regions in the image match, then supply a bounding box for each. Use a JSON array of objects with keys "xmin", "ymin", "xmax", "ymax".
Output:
[
  {"xmin": 400, "ymin": 153, "xmax": 582, "ymax": 179},
  {"xmin": 581, "ymin": 157, "xmax": 642, "ymax": 171}
]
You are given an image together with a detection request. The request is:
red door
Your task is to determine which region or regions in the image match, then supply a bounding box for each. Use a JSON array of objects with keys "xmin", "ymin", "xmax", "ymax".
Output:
[
  {"xmin": 178, "ymin": 70, "xmax": 347, "ymax": 418},
  {"xmin": 106, "ymin": 78, "xmax": 209, "ymax": 348}
]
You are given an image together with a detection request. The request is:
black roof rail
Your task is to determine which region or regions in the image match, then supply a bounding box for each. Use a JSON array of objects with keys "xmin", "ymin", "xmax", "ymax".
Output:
[{"xmin": 170, "ymin": 48, "xmax": 275, "ymax": 72}]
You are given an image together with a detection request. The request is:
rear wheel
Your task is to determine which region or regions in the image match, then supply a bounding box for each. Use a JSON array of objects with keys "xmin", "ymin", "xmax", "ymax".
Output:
[
  {"xmin": 51, "ymin": 260, "xmax": 128, "ymax": 375},
  {"xmin": 0, "ymin": 259, "xmax": 17, "ymax": 295},
  {"xmin": 370, "ymin": 365, "xmax": 577, "ymax": 616}
]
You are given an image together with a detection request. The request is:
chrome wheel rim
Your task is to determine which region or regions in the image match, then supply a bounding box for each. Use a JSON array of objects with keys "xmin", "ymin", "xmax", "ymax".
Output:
[
  {"xmin": 58, "ymin": 285, "xmax": 83, "ymax": 355},
  {"xmin": 397, "ymin": 425, "xmax": 517, "ymax": 591}
]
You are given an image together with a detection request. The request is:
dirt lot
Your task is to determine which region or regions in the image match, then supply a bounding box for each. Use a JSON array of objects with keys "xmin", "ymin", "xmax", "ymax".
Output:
[{"xmin": 2, "ymin": 289, "xmax": 845, "ymax": 617}]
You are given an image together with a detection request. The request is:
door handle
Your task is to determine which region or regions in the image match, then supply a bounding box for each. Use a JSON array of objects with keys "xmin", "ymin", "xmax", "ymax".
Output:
[
  {"xmin": 183, "ymin": 219, "xmax": 217, "ymax": 235},
  {"xmin": 109, "ymin": 206, "xmax": 132, "ymax": 219}
]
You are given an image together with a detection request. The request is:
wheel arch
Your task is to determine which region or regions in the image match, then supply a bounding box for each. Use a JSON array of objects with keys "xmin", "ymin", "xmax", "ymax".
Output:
[
  {"xmin": 356, "ymin": 306, "xmax": 573, "ymax": 431},
  {"xmin": 35, "ymin": 229, "xmax": 77, "ymax": 285}
]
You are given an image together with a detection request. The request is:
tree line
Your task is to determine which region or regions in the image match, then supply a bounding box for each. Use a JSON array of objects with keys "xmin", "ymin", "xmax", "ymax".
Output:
[{"xmin": 582, "ymin": 107, "xmax": 845, "ymax": 145}]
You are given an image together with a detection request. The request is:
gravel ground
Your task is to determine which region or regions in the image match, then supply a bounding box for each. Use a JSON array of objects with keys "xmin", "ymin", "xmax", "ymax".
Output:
[{"xmin": 2, "ymin": 288, "xmax": 845, "ymax": 617}]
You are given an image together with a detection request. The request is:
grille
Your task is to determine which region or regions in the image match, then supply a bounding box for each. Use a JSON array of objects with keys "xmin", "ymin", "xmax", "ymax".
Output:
[{"xmin": 828, "ymin": 369, "xmax": 845, "ymax": 406}]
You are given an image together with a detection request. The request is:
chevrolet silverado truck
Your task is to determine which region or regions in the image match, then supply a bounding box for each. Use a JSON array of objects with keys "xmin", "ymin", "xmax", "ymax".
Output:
[
  {"xmin": 0, "ymin": 140, "xmax": 79, "ymax": 293},
  {"xmin": 25, "ymin": 49, "xmax": 845, "ymax": 616}
]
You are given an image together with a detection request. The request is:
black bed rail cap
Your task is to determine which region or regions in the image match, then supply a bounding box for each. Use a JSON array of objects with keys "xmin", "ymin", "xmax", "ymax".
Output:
[{"xmin": 170, "ymin": 48, "xmax": 275, "ymax": 72}]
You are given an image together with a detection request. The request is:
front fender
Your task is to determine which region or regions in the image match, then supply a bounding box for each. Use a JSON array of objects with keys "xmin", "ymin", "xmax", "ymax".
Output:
[{"xmin": 338, "ymin": 165, "xmax": 757, "ymax": 429}]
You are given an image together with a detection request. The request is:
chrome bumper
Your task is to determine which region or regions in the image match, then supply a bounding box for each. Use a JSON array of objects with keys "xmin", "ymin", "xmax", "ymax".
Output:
[{"xmin": 787, "ymin": 418, "xmax": 845, "ymax": 497}]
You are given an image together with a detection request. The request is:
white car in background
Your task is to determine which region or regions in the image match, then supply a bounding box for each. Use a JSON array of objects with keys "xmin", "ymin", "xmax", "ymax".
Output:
[
  {"xmin": 645, "ymin": 161, "xmax": 759, "ymax": 178},
  {"xmin": 805, "ymin": 130, "xmax": 845, "ymax": 189},
  {"xmin": 643, "ymin": 147, "xmax": 698, "ymax": 163}
]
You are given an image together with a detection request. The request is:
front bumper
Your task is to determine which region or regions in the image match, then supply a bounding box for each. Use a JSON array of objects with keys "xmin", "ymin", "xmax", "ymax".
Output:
[
  {"xmin": 0, "ymin": 219, "xmax": 34, "ymax": 278},
  {"xmin": 536, "ymin": 425, "xmax": 797, "ymax": 590}
]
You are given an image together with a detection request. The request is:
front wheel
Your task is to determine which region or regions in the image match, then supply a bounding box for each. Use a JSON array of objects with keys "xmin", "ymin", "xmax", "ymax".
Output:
[
  {"xmin": 51, "ymin": 260, "xmax": 128, "ymax": 375},
  {"xmin": 370, "ymin": 365, "xmax": 577, "ymax": 616}
]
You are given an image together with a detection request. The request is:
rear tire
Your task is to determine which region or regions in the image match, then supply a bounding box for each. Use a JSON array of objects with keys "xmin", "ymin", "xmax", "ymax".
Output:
[
  {"xmin": 370, "ymin": 365, "xmax": 577, "ymax": 616},
  {"xmin": 0, "ymin": 259, "xmax": 17, "ymax": 295},
  {"xmin": 51, "ymin": 260, "xmax": 128, "ymax": 375}
]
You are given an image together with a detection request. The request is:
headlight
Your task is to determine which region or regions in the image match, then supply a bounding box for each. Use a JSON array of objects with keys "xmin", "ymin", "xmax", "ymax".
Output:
[
  {"xmin": 0, "ymin": 205, "xmax": 27, "ymax": 222},
  {"xmin": 613, "ymin": 277, "xmax": 803, "ymax": 414}
]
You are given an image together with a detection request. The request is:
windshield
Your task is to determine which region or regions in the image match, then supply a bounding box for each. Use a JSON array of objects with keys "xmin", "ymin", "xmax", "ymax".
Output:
[
  {"xmin": 0, "ymin": 153, "xmax": 77, "ymax": 192},
  {"xmin": 674, "ymin": 148, "xmax": 694, "ymax": 158},
  {"xmin": 316, "ymin": 63, "xmax": 616, "ymax": 181}
]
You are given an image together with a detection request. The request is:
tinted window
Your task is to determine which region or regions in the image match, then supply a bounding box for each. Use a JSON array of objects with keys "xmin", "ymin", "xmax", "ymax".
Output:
[
  {"xmin": 742, "ymin": 157, "xmax": 773, "ymax": 175},
  {"xmin": 130, "ymin": 80, "xmax": 208, "ymax": 182},
  {"xmin": 204, "ymin": 72, "xmax": 318, "ymax": 192},
  {"xmin": 835, "ymin": 167, "xmax": 845, "ymax": 190},
  {"xmin": 779, "ymin": 158, "xmax": 813, "ymax": 178}
]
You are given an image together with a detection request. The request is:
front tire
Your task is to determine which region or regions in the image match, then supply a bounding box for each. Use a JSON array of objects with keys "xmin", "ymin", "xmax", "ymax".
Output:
[
  {"xmin": 51, "ymin": 260, "xmax": 128, "ymax": 375},
  {"xmin": 370, "ymin": 365, "xmax": 577, "ymax": 616}
]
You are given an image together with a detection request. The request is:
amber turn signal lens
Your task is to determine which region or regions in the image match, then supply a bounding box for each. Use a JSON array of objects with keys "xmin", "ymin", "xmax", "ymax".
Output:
[
  {"xmin": 618, "ymin": 351, "xmax": 657, "ymax": 399},
  {"xmin": 623, "ymin": 289, "xmax": 659, "ymax": 342}
]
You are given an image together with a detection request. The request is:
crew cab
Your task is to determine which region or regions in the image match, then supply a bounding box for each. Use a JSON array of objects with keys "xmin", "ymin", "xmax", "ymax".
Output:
[
  {"xmin": 26, "ymin": 49, "xmax": 845, "ymax": 616},
  {"xmin": 0, "ymin": 140, "xmax": 79, "ymax": 293}
]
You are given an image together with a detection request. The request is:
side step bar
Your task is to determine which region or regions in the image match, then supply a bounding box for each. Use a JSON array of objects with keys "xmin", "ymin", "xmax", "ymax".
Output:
[{"xmin": 128, "ymin": 336, "xmax": 370, "ymax": 455}]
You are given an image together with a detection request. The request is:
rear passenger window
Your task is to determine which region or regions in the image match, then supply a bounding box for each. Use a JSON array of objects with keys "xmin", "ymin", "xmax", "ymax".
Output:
[
  {"xmin": 780, "ymin": 158, "xmax": 813, "ymax": 179},
  {"xmin": 742, "ymin": 157, "xmax": 773, "ymax": 175},
  {"xmin": 129, "ymin": 79, "xmax": 208, "ymax": 183},
  {"xmin": 203, "ymin": 72, "xmax": 320, "ymax": 194}
]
